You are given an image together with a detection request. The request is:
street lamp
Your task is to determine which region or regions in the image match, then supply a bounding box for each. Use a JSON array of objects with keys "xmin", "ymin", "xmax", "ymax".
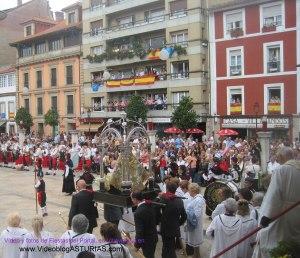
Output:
[
  {"xmin": 87, "ymin": 108, "xmax": 91, "ymax": 139},
  {"xmin": 253, "ymin": 102, "xmax": 259, "ymax": 132}
]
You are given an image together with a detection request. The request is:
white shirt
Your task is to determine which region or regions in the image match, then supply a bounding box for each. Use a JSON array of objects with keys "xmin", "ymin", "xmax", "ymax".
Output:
[
  {"xmin": 211, "ymin": 201, "xmax": 226, "ymax": 220},
  {"xmin": 267, "ymin": 161, "xmax": 280, "ymax": 175}
]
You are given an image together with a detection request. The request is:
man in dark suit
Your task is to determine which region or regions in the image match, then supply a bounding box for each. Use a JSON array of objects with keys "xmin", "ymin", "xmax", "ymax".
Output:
[
  {"xmin": 131, "ymin": 191, "xmax": 158, "ymax": 258},
  {"xmin": 159, "ymin": 182, "xmax": 187, "ymax": 258},
  {"xmin": 68, "ymin": 180, "xmax": 97, "ymax": 233}
]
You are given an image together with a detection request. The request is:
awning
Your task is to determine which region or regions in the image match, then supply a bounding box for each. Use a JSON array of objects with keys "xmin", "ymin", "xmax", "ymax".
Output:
[
  {"xmin": 77, "ymin": 124, "xmax": 102, "ymax": 132},
  {"xmin": 0, "ymin": 121, "xmax": 6, "ymax": 127}
]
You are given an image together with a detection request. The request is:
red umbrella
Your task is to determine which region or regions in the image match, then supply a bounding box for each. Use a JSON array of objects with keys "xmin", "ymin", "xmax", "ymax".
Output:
[
  {"xmin": 217, "ymin": 129, "xmax": 239, "ymax": 136},
  {"xmin": 186, "ymin": 128, "xmax": 204, "ymax": 134},
  {"xmin": 164, "ymin": 127, "xmax": 183, "ymax": 134}
]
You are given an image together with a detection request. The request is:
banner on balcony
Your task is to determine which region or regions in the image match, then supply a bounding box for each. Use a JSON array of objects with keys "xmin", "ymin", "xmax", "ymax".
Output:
[
  {"xmin": 106, "ymin": 75, "xmax": 156, "ymax": 87},
  {"xmin": 120, "ymin": 79, "xmax": 134, "ymax": 86},
  {"xmin": 230, "ymin": 103, "xmax": 242, "ymax": 115},
  {"xmin": 147, "ymin": 49, "xmax": 161, "ymax": 60},
  {"xmin": 91, "ymin": 82, "xmax": 103, "ymax": 92},
  {"xmin": 268, "ymin": 103, "xmax": 281, "ymax": 114},
  {"xmin": 135, "ymin": 75, "xmax": 156, "ymax": 85},
  {"xmin": 106, "ymin": 80, "xmax": 121, "ymax": 87}
]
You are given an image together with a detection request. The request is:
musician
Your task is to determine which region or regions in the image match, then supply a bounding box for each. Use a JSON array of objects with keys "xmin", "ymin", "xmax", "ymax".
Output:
[
  {"xmin": 42, "ymin": 146, "xmax": 49, "ymax": 170},
  {"xmin": 22, "ymin": 141, "xmax": 30, "ymax": 171},
  {"xmin": 49, "ymin": 143, "xmax": 59, "ymax": 175},
  {"xmin": 230, "ymin": 156, "xmax": 241, "ymax": 183},
  {"xmin": 35, "ymin": 175, "xmax": 47, "ymax": 217},
  {"xmin": 58, "ymin": 142, "xmax": 66, "ymax": 171},
  {"xmin": 82, "ymin": 143, "xmax": 92, "ymax": 170},
  {"xmin": 211, "ymin": 187, "xmax": 234, "ymax": 219},
  {"xmin": 131, "ymin": 191, "xmax": 158, "ymax": 258}
]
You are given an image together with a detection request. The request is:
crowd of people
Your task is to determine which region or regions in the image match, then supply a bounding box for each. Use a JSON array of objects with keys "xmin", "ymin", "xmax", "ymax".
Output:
[{"xmin": 0, "ymin": 131, "xmax": 299, "ymax": 258}]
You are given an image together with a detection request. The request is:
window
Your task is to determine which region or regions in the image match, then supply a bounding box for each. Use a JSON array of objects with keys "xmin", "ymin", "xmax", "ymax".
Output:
[
  {"xmin": 37, "ymin": 97, "xmax": 43, "ymax": 115},
  {"xmin": 227, "ymin": 87, "xmax": 244, "ymax": 115},
  {"xmin": 144, "ymin": 36, "xmax": 165, "ymax": 49},
  {"xmin": 67, "ymin": 95, "xmax": 74, "ymax": 114},
  {"xmin": 8, "ymin": 101, "xmax": 15, "ymax": 116},
  {"xmin": 262, "ymin": 3, "xmax": 283, "ymax": 27},
  {"xmin": 24, "ymin": 99, "xmax": 30, "ymax": 112},
  {"xmin": 225, "ymin": 11, "xmax": 243, "ymax": 37},
  {"xmin": 117, "ymin": 16, "xmax": 134, "ymax": 28},
  {"xmin": 35, "ymin": 42, "xmax": 46, "ymax": 54},
  {"xmin": 64, "ymin": 31, "xmax": 81, "ymax": 47},
  {"xmin": 264, "ymin": 84, "xmax": 284, "ymax": 114},
  {"xmin": 170, "ymin": 0, "xmax": 187, "ymax": 18},
  {"xmin": 68, "ymin": 12, "xmax": 75, "ymax": 24},
  {"xmin": 38, "ymin": 123, "xmax": 44, "ymax": 137},
  {"xmin": 172, "ymin": 91, "xmax": 188, "ymax": 106},
  {"xmin": 90, "ymin": 0, "xmax": 102, "ymax": 10},
  {"xmin": 171, "ymin": 30, "xmax": 188, "ymax": 46},
  {"xmin": 51, "ymin": 68, "xmax": 57, "ymax": 87},
  {"xmin": 66, "ymin": 65, "xmax": 73, "ymax": 85},
  {"xmin": 264, "ymin": 42, "xmax": 283, "ymax": 73},
  {"xmin": 0, "ymin": 75, "xmax": 6, "ymax": 88},
  {"xmin": 24, "ymin": 73, "xmax": 29, "ymax": 88},
  {"xmin": 228, "ymin": 49, "xmax": 242, "ymax": 76},
  {"xmin": 0, "ymin": 102, "xmax": 6, "ymax": 118},
  {"xmin": 92, "ymin": 97, "xmax": 104, "ymax": 111},
  {"xmin": 90, "ymin": 20, "xmax": 103, "ymax": 36},
  {"xmin": 90, "ymin": 45, "xmax": 103, "ymax": 56},
  {"xmin": 51, "ymin": 96, "xmax": 58, "ymax": 111},
  {"xmin": 36, "ymin": 71, "xmax": 42, "ymax": 88},
  {"xmin": 25, "ymin": 25, "xmax": 32, "ymax": 36},
  {"xmin": 49, "ymin": 39, "xmax": 62, "ymax": 51},
  {"xmin": 7, "ymin": 74, "xmax": 14, "ymax": 87},
  {"xmin": 145, "ymin": 8, "xmax": 164, "ymax": 23},
  {"xmin": 171, "ymin": 61, "xmax": 189, "ymax": 79},
  {"xmin": 20, "ymin": 46, "xmax": 32, "ymax": 57}
]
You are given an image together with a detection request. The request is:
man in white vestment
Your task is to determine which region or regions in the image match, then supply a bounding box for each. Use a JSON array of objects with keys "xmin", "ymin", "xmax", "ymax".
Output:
[
  {"xmin": 0, "ymin": 213, "xmax": 28, "ymax": 258},
  {"xmin": 206, "ymin": 198, "xmax": 241, "ymax": 258},
  {"xmin": 253, "ymin": 148, "xmax": 300, "ymax": 258}
]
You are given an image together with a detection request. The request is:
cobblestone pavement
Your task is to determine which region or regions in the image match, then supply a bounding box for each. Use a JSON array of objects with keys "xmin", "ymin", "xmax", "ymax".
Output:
[{"xmin": 0, "ymin": 167, "xmax": 211, "ymax": 257}]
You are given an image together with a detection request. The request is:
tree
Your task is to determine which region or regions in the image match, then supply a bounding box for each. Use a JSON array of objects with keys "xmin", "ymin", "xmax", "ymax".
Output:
[
  {"xmin": 171, "ymin": 96, "xmax": 199, "ymax": 130},
  {"xmin": 44, "ymin": 108, "xmax": 59, "ymax": 136},
  {"xmin": 15, "ymin": 107, "xmax": 33, "ymax": 131},
  {"xmin": 126, "ymin": 95, "xmax": 148, "ymax": 123}
]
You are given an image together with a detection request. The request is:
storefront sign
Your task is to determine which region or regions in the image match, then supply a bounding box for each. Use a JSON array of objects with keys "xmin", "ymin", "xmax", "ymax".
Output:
[
  {"xmin": 79, "ymin": 118, "xmax": 104, "ymax": 124},
  {"xmin": 222, "ymin": 117, "xmax": 289, "ymax": 129}
]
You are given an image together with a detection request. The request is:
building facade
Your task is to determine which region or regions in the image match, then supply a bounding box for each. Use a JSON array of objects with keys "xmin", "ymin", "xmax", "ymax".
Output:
[
  {"xmin": 0, "ymin": 66, "xmax": 17, "ymax": 134},
  {"xmin": 209, "ymin": 0, "xmax": 299, "ymax": 139},
  {"xmin": 81, "ymin": 0, "xmax": 209, "ymax": 132},
  {"xmin": 11, "ymin": 4, "xmax": 82, "ymax": 136}
]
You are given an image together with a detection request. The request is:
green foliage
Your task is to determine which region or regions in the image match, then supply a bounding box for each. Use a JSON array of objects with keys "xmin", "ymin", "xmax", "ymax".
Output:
[
  {"xmin": 44, "ymin": 108, "xmax": 59, "ymax": 127},
  {"xmin": 171, "ymin": 96, "xmax": 199, "ymax": 130},
  {"xmin": 174, "ymin": 44, "xmax": 187, "ymax": 56},
  {"xmin": 269, "ymin": 241, "xmax": 300, "ymax": 258},
  {"xmin": 126, "ymin": 95, "xmax": 148, "ymax": 123},
  {"xmin": 15, "ymin": 107, "xmax": 33, "ymax": 130}
]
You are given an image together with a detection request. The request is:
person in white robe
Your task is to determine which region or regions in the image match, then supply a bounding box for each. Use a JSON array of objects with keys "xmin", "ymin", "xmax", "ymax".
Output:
[
  {"xmin": 185, "ymin": 183, "xmax": 206, "ymax": 258},
  {"xmin": 20, "ymin": 216, "xmax": 55, "ymax": 258},
  {"xmin": 0, "ymin": 212, "xmax": 28, "ymax": 258},
  {"xmin": 211, "ymin": 187, "xmax": 234, "ymax": 219},
  {"xmin": 252, "ymin": 154, "xmax": 300, "ymax": 258},
  {"xmin": 60, "ymin": 214, "xmax": 97, "ymax": 258},
  {"xmin": 250, "ymin": 192, "xmax": 264, "ymax": 222},
  {"xmin": 236, "ymin": 200, "xmax": 257, "ymax": 258},
  {"xmin": 206, "ymin": 198, "xmax": 242, "ymax": 258}
]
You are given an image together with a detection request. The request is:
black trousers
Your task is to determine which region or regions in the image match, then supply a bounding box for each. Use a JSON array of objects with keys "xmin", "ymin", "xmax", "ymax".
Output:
[
  {"xmin": 142, "ymin": 241, "xmax": 157, "ymax": 258},
  {"xmin": 162, "ymin": 235, "xmax": 177, "ymax": 258}
]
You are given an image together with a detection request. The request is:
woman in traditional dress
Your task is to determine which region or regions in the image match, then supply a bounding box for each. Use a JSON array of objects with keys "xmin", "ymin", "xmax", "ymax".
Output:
[{"xmin": 62, "ymin": 153, "xmax": 75, "ymax": 195}]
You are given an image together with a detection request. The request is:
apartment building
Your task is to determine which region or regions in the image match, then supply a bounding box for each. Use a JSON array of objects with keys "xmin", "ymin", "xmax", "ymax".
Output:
[
  {"xmin": 10, "ymin": 3, "xmax": 82, "ymax": 136},
  {"xmin": 81, "ymin": 0, "xmax": 208, "ymax": 132},
  {"xmin": 208, "ymin": 0, "xmax": 300, "ymax": 140}
]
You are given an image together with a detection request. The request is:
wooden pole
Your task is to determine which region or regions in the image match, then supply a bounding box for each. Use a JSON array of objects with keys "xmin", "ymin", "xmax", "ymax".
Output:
[{"xmin": 34, "ymin": 160, "xmax": 38, "ymax": 214}]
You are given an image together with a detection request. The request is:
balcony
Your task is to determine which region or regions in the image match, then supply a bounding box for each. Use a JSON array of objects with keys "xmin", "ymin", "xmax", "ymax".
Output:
[
  {"xmin": 267, "ymin": 102, "xmax": 281, "ymax": 114},
  {"xmin": 267, "ymin": 60, "xmax": 280, "ymax": 73},
  {"xmin": 230, "ymin": 65, "xmax": 242, "ymax": 76},
  {"xmin": 18, "ymin": 45, "xmax": 81, "ymax": 66}
]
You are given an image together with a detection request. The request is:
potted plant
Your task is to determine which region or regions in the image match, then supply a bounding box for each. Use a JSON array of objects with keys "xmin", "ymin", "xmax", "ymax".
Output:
[
  {"xmin": 262, "ymin": 23, "xmax": 277, "ymax": 32},
  {"xmin": 230, "ymin": 28, "xmax": 244, "ymax": 38}
]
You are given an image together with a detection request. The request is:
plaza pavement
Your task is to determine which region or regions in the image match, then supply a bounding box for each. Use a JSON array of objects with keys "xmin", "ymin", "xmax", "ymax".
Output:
[{"xmin": 0, "ymin": 167, "xmax": 211, "ymax": 257}]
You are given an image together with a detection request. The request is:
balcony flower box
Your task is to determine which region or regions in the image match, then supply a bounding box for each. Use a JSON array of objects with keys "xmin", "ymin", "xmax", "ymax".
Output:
[
  {"xmin": 230, "ymin": 103, "xmax": 242, "ymax": 115},
  {"xmin": 268, "ymin": 103, "xmax": 281, "ymax": 114},
  {"xmin": 230, "ymin": 28, "xmax": 244, "ymax": 38},
  {"xmin": 262, "ymin": 24, "xmax": 276, "ymax": 33}
]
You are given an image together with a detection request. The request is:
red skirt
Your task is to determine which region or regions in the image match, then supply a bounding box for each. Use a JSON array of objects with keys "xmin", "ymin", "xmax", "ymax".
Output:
[
  {"xmin": 7, "ymin": 152, "xmax": 13, "ymax": 163},
  {"xmin": 15, "ymin": 156, "xmax": 23, "ymax": 165},
  {"xmin": 51, "ymin": 157, "xmax": 57, "ymax": 169},
  {"xmin": 59, "ymin": 159, "xmax": 65, "ymax": 170},
  {"xmin": 0, "ymin": 152, "xmax": 3, "ymax": 163},
  {"xmin": 24, "ymin": 155, "xmax": 31, "ymax": 166},
  {"xmin": 76, "ymin": 158, "xmax": 83, "ymax": 171},
  {"xmin": 85, "ymin": 159, "xmax": 92, "ymax": 169},
  {"xmin": 37, "ymin": 191, "xmax": 46, "ymax": 207},
  {"xmin": 42, "ymin": 156, "xmax": 49, "ymax": 168}
]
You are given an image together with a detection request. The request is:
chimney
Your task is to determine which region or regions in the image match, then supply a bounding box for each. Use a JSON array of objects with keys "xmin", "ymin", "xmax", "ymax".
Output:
[
  {"xmin": 17, "ymin": 0, "xmax": 22, "ymax": 6},
  {"xmin": 55, "ymin": 11, "xmax": 64, "ymax": 21}
]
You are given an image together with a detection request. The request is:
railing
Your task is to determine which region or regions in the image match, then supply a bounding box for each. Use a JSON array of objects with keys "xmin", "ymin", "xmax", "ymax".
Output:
[
  {"xmin": 230, "ymin": 65, "xmax": 242, "ymax": 76},
  {"xmin": 267, "ymin": 61, "xmax": 280, "ymax": 73}
]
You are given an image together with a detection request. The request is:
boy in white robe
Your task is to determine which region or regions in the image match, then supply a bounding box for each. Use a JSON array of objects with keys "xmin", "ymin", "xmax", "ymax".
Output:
[{"xmin": 206, "ymin": 198, "xmax": 241, "ymax": 258}]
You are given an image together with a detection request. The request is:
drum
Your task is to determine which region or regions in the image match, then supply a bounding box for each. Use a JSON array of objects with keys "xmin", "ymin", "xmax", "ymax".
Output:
[{"xmin": 204, "ymin": 180, "xmax": 239, "ymax": 216}]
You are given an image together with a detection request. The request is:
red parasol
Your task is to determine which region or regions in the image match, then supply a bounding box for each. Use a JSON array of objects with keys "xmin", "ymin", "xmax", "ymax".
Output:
[
  {"xmin": 164, "ymin": 127, "xmax": 183, "ymax": 134},
  {"xmin": 217, "ymin": 129, "xmax": 239, "ymax": 136},
  {"xmin": 186, "ymin": 128, "xmax": 204, "ymax": 134}
]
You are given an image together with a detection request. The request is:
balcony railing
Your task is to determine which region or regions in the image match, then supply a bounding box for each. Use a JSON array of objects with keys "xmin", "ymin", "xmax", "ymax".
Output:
[
  {"xmin": 230, "ymin": 65, "xmax": 242, "ymax": 76},
  {"xmin": 267, "ymin": 61, "xmax": 280, "ymax": 73}
]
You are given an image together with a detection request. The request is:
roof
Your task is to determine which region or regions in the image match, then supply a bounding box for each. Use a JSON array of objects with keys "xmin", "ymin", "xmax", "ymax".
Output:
[
  {"xmin": 20, "ymin": 17, "xmax": 56, "ymax": 25},
  {"xmin": 61, "ymin": 2, "xmax": 82, "ymax": 12},
  {"xmin": 10, "ymin": 21, "xmax": 82, "ymax": 46},
  {"xmin": 0, "ymin": 65, "xmax": 15, "ymax": 74}
]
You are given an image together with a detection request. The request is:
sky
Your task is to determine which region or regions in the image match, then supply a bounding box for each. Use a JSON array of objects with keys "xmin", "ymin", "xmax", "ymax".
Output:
[{"xmin": 0, "ymin": 0, "xmax": 79, "ymax": 12}]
